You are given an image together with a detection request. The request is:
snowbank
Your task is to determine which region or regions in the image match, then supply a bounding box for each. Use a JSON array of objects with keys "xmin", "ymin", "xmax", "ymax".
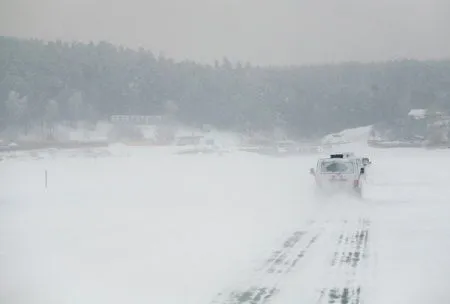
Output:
[{"xmin": 322, "ymin": 125, "xmax": 372, "ymax": 145}]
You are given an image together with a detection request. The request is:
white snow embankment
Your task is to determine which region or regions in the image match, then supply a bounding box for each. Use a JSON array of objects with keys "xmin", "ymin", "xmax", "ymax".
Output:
[{"xmin": 322, "ymin": 125, "xmax": 372, "ymax": 145}]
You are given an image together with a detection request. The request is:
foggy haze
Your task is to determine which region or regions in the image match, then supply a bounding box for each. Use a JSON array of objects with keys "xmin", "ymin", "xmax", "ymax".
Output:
[
  {"xmin": 3, "ymin": 2, "xmax": 450, "ymax": 304},
  {"xmin": 1, "ymin": 0, "xmax": 450, "ymax": 65}
]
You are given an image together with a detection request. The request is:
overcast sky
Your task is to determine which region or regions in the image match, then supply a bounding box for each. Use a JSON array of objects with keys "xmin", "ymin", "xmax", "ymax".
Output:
[{"xmin": 1, "ymin": 0, "xmax": 450, "ymax": 66}]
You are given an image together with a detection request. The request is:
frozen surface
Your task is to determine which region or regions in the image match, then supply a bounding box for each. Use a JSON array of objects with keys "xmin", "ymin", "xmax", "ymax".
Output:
[{"xmin": 1, "ymin": 146, "xmax": 450, "ymax": 304}]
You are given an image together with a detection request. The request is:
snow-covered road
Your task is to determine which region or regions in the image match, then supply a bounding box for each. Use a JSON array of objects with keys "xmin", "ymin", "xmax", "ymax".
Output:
[{"xmin": 1, "ymin": 146, "xmax": 450, "ymax": 304}]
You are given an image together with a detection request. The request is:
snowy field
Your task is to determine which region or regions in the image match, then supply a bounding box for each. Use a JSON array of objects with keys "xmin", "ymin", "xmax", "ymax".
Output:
[{"xmin": 1, "ymin": 145, "xmax": 450, "ymax": 304}]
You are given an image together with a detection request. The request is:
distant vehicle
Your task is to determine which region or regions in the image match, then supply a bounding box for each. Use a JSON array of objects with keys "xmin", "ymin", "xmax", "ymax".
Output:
[{"xmin": 309, "ymin": 153, "xmax": 366, "ymax": 198}]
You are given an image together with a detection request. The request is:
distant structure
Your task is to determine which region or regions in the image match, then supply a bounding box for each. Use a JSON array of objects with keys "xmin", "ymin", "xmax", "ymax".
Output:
[
  {"xmin": 408, "ymin": 108, "xmax": 448, "ymax": 121},
  {"xmin": 407, "ymin": 109, "xmax": 427, "ymax": 120},
  {"xmin": 110, "ymin": 115, "xmax": 164, "ymax": 125}
]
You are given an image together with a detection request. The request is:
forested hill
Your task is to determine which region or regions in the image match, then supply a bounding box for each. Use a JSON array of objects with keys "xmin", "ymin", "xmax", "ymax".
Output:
[{"xmin": 1, "ymin": 36, "xmax": 450, "ymax": 137}]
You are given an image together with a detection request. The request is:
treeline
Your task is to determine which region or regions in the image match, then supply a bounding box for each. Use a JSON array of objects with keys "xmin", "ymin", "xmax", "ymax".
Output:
[{"xmin": 1, "ymin": 36, "xmax": 450, "ymax": 138}]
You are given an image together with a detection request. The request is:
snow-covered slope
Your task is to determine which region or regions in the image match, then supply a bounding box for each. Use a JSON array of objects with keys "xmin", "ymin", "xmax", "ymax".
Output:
[
  {"xmin": 1, "ymin": 146, "xmax": 450, "ymax": 304},
  {"xmin": 322, "ymin": 125, "xmax": 372, "ymax": 145}
]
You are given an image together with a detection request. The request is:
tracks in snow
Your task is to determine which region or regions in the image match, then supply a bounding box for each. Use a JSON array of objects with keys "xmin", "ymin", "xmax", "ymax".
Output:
[
  {"xmin": 316, "ymin": 218, "xmax": 371, "ymax": 304},
  {"xmin": 211, "ymin": 221, "xmax": 324, "ymax": 304},
  {"xmin": 211, "ymin": 215, "xmax": 373, "ymax": 304}
]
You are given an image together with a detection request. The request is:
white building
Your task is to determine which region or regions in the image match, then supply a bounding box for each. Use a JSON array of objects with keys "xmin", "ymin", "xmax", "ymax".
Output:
[{"xmin": 110, "ymin": 115, "xmax": 164, "ymax": 125}]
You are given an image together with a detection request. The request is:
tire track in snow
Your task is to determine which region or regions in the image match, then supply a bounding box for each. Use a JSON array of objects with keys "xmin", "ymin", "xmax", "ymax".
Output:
[
  {"xmin": 315, "ymin": 217, "xmax": 371, "ymax": 304},
  {"xmin": 211, "ymin": 221, "xmax": 324, "ymax": 304}
]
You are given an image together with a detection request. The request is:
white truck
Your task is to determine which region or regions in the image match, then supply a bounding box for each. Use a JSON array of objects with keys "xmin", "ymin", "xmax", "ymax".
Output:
[{"xmin": 309, "ymin": 153, "xmax": 366, "ymax": 197}]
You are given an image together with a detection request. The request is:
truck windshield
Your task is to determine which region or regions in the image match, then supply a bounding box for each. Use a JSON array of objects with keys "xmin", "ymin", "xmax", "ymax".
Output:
[{"xmin": 320, "ymin": 160, "xmax": 354, "ymax": 173}]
